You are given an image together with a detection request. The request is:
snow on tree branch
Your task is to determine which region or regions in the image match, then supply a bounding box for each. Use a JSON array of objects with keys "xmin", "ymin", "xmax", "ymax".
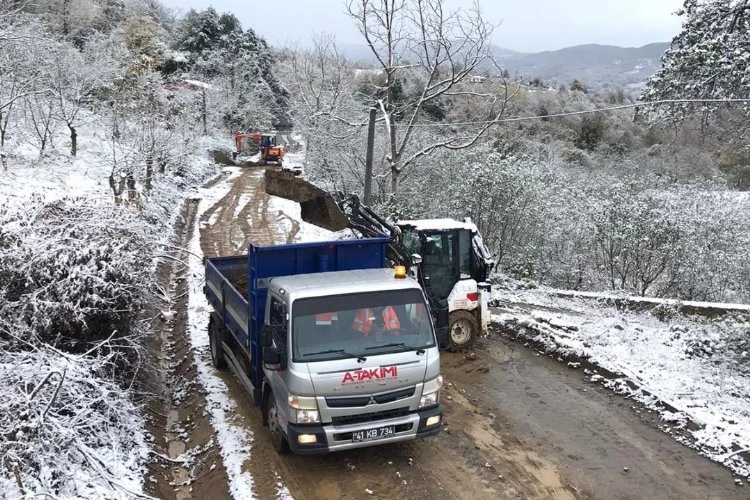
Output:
[{"xmin": 642, "ymin": 0, "xmax": 750, "ymax": 123}]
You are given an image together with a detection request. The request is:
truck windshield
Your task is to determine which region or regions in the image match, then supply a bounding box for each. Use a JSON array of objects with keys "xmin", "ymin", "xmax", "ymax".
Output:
[{"xmin": 291, "ymin": 289, "xmax": 436, "ymax": 362}]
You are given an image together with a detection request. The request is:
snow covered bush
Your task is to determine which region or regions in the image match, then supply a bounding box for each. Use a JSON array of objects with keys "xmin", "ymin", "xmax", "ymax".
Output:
[
  {"xmin": 0, "ymin": 347, "xmax": 146, "ymax": 497},
  {"xmin": 0, "ymin": 196, "xmax": 151, "ymax": 365},
  {"xmin": 0, "ymin": 198, "xmax": 153, "ymax": 498}
]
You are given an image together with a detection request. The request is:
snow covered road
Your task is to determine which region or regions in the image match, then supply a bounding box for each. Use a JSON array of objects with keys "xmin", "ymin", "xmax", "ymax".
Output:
[{"xmin": 155, "ymin": 163, "xmax": 746, "ymax": 499}]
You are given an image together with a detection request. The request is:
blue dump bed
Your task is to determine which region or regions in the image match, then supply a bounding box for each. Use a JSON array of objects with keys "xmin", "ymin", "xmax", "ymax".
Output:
[{"xmin": 204, "ymin": 237, "xmax": 390, "ymax": 401}]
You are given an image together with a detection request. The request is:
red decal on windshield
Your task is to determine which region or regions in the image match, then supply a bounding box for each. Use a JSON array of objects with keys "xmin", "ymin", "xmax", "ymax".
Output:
[{"xmin": 341, "ymin": 366, "xmax": 399, "ymax": 384}]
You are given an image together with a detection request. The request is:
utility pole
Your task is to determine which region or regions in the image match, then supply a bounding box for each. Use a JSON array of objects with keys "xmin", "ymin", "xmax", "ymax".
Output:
[
  {"xmin": 364, "ymin": 107, "xmax": 376, "ymax": 206},
  {"xmin": 201, "ymin": 88, "xmax": 207, "ymax": 136}
]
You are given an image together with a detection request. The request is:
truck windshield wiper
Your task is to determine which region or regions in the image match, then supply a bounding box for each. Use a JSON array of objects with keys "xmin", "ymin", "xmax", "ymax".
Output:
[
  {"xmin": 365, "ymin": 342, "xmax": 425, "ymax": 355},
  {"xmin": 303, "ymin": 349, "xmax": 366, "ymax": 362}
]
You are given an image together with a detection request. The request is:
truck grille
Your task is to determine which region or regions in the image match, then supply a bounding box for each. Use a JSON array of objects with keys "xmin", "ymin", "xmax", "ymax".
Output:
[
  {"xmin": 326, "ymin": 387, "xmax": 415, "ymax": 408},
  {"xmin": 331, "ymin": 407, "xmax": 411, "ymax": 427}
]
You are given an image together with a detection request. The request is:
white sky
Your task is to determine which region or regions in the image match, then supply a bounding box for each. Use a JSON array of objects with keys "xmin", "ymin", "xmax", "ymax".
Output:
[{"xmin": 158, "ymin": 0, "xmax": 684, "ymax": 53}]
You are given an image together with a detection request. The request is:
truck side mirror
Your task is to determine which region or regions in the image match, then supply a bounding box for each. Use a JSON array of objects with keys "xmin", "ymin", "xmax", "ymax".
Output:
[
  {"xmin": 260, "ymin": 325, "xmax": 273, "ymax": 346},
  {"xmin": 410, "ymin": 253, "xmax": 423, "ymax": 265},
  {"xmin": 261, "ymin": 325, "xmax": 287, "ymax": 370},
  {"xmin": 263, "ymin": 345, "xmax": 286, "ymax": 371}
]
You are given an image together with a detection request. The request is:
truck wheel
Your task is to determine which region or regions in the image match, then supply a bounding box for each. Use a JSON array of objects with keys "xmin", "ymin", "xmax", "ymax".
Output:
[
  {"xmin": 208, "ymin": 314, "xmax": 227, "ymax": 369},
  {"xmin": 447, "ymin": 310, "xmax": 478, "ymax": 352},
  {"xmin": 267, "ymin": 393, "xmax": 290, "ymax": 453}
]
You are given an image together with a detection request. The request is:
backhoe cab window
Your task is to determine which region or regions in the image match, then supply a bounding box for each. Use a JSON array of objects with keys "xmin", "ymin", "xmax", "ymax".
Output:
[
  {"xmin": 291, "ymin": 289, "xmax": 435, "ymax": 362},
  {"xmin": 422, "ymin": 232, "xmax": 455, "ymax": 299},
  {"xmin": 458, "ymin": 230, "xmax": 472, "ymax": 279},
  {"xmin": 401, "ymin": 228, "xmax": 421, "ymax": 256}
]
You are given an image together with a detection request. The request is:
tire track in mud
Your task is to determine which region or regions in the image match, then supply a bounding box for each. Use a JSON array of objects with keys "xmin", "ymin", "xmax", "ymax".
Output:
[
  {"xmin": 145, "ymin": 197, "xmax": 232, "ymax": 500},
  {"xmin": 195, "ymin": 165, "xmax": 585, "ymax": 499},
  {"xmin": 444, "ymin": 333, "xmax": 741, "ymax": 500}
]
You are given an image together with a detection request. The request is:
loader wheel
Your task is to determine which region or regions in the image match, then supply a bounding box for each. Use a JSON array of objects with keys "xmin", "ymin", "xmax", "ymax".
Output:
[
  {"xmin": 208, "ymin": 314, "xmax": 227, "ymax": 369},
  {"xmin": 447, "ymin": 310, "xmax": 478, "ymax": 352},
  {"xmin": 266, "ymin": 393, "xmax": 290, "ymax": 454}
]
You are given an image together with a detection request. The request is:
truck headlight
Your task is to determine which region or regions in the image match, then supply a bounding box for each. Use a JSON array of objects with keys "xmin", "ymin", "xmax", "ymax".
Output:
[
  {"xmin": 419, "ymin": 375, "xmax": 443, "ymax": 409},
  {"xmin": 289, "ymin": 395, "xmax": 320, "ymax": 423},
  {"xmin": 296, "ymin": 409, "xmax": 320, "ymax": 424}
]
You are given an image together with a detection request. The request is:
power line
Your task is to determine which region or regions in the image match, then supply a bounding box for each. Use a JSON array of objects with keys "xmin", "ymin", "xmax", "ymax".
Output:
[{"xmin": 389, "ymin": 98, "xmax": 750, "ymax": 129}]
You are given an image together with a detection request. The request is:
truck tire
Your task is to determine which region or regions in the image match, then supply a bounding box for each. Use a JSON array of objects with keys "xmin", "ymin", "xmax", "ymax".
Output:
[
  {"xmin": 447, "ymin": 310, "xmax": 478, "ymax": 352},
  {"xmin": 208, "ymin": 314, "xmax": 227, "ymax": 369},
  {"xmin": 266, "ymin": 393, "xmax": 290, "ymax": 453}
]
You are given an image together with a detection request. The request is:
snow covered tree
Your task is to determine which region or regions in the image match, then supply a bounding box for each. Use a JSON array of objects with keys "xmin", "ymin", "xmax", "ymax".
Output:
[
  {"xmin": 173, "ymin": 8, "xmax": 289, "ymax": 128},
  {"xmin": 281, "ymin": 35, "xmax": 374, "ymax": 194},
  {"xmin": 642, "ymin": 0, "xmax": 750, "ymax": 123},
  {"xmin": 23, "ymin": 91, "xmax": 57, "ymax": 154},
  {"xmin": 346, "ymin": 0, "xmax": 519, "ymax": 195},
  {"xmin": 51, "ymin": 39, "xmax": 122, "ymax": 156},
  {"xmin": 0, "ymin": 16, "xmax": 47, "ymax": 149}
]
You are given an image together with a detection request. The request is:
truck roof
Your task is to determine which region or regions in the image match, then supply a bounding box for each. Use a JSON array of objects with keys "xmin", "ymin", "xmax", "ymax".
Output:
[
  {"xmin": 398, "ymin": 218, "xmax": 478, "ymax": 232},
  {"xmin": 269, "ymin": 268, "xmax": 422, "ymax": 300}
]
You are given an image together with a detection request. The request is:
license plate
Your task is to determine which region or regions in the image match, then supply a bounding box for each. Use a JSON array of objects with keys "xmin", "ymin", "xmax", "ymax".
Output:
[{"xmin": 352, "ymin": 425, "xmax": 395, "ymax": 442}]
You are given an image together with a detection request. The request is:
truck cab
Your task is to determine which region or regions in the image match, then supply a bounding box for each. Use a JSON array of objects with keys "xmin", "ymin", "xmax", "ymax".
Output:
[
  {"xmin": 397, "ymin": 218, "xmax": 493, "ymax": 351},
  {"xmin": 261, "ymin": 268, "xmax": 442, "ymax": 453}
]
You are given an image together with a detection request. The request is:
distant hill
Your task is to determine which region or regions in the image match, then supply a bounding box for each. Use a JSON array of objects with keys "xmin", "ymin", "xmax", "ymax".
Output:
[
  {"xmin": 494, "ymin": 43, "xmax": 670, "ymax": 91},
  {"xmin": 338, "ymin": 42, "xmax": 669, "ymax": 91}
]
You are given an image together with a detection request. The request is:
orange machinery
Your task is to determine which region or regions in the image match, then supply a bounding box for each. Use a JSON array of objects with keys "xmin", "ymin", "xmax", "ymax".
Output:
[{"xmin": 233, "ymin": 132, "xmax": 285, "ymax": 165}]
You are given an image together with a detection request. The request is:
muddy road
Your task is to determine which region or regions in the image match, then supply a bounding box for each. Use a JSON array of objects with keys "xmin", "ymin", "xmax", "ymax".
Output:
[{"xmin": 157, "ymin": 165, "xmax": 742, "ymax": 499}]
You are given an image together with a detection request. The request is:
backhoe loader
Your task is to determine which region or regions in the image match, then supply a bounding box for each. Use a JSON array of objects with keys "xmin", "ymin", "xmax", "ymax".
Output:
[{"xmin": 265, "ymin": 169, "xmax": 494, "ymax": 351}]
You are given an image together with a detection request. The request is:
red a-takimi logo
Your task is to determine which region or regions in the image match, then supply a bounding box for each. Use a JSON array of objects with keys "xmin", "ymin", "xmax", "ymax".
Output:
[{"xmin": 342, "ymin": 366, "xmax": 398, "ymax": 384}]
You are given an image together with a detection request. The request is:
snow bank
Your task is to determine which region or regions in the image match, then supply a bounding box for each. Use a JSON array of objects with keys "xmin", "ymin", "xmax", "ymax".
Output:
[{"xmin": 493, "ymin": 285, "xmax": 750, "ymax": 478}]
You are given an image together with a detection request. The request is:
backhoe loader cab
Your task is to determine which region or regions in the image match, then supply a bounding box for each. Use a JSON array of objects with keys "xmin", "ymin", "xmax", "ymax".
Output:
[{"xmin": 397, "ymin": 219, "xmax": 494, "ymax": 351}]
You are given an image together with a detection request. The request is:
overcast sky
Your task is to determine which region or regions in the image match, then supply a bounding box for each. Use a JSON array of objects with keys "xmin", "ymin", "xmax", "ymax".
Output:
[{"xmin": 157, "ymin": 0, "xmax": 684, "ymax": 53}]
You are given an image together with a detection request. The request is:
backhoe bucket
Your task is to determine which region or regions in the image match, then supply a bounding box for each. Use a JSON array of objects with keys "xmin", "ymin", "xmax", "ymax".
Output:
[{"xmin": 264, "ymin": 169, "xmax": 350, "ymax": 231}]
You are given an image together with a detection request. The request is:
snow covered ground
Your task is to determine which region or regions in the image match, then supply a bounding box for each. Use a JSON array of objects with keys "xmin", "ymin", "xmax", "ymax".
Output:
[
  {"xmin": 492, "ymin": 284, "xmax": 750, "ymax": 478},
  {"xmin": 0, "ymin": 114, "xmax": 221, "ymax": 497},
  {"xmin": 186, "ymin": 167, "xmax": 256, "ymax": 499}
]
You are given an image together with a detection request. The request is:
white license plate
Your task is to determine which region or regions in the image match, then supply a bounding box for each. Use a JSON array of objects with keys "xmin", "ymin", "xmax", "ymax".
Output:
[{"xmin": 352, "ymin": 425, "xmax": 395, "ymax": 442}]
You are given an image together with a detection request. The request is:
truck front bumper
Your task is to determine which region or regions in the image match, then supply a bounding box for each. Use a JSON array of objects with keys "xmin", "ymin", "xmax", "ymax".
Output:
[{"xmin": 287, "ymin": 405, "xmax": 443, "ymax": 455}]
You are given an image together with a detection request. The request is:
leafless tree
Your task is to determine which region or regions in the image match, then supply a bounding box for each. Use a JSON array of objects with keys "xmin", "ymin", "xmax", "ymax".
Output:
[
  {"xmin": 51, "ymin": 39, "xmax": 120, "ymax": 156},
  {"xmin": 0, "ymin": 17, "xmax": 46, "ymax": 149},
  {"xmin": 23, "ymin": 90, "xmax": 56, "ymax": 154},
  {"xmin": 346, "ymin": 0, "xmax": 519, "ymax": 194},
  {"xmin": 282, "ymin": 35, "xmax": 372, "ymax": 193}
]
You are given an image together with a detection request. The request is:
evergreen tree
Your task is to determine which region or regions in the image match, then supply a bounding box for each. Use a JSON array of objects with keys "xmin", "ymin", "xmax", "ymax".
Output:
[
  {"xmin": 643, "ymin": 0, "xmax": 750, "ymax": 121},
  {"xmin": 173, "ymin": 9, "xmax": 289, "ymax": 128}
]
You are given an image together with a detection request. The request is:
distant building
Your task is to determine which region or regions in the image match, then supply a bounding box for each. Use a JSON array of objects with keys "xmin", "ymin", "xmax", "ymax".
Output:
[{"xmin": 354, "ymin": 68, "xmax": 384, "ymax": 80}]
